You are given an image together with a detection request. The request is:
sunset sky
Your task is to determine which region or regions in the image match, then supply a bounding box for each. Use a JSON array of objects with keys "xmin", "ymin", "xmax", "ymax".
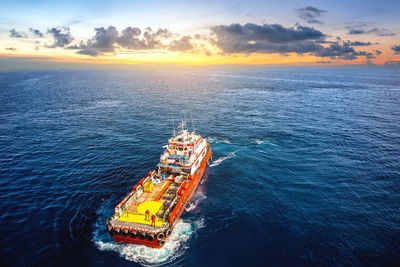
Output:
[{"xmin": 1, "ymin": 0, "xmax": 400, "ymax": 70}]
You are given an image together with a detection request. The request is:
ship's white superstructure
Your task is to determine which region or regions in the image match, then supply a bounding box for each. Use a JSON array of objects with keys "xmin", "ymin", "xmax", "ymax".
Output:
[{"xmin": 159, "ymin": 121, "xmax": 208, "ymax": 176}]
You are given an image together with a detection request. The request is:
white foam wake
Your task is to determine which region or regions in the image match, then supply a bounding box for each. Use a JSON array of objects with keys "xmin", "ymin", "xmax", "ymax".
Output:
[
  {"xmin": 185, "ymin": 190, "xmax": 207, "ymax": 212},
  {"xmin": 94, "ymin": 218, "xmax": 205, "ymax": 266},
  {"xmin": 254, "ymin": 138, "xmax": 264, "ymax": 145},
  {"xmin": 207, "ymin": 137, "xmax": 231, "ymax": 144},
  {"xmin": 253, "ymin": 138, "xmax": 278, "ymax": 146},
  {"xmin": 209, "ymin": 150, "xmax": 238, "ymax": 167},
  {"xmin": 185, "ymin": 202, "xmax": 197, "ymax": 212}
]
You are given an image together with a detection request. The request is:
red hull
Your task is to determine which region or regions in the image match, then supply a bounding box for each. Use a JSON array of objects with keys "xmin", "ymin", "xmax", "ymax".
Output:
[
  {"xmin": 111, "ymin": 142, "xmax": 211, "ymax": 248},
  {"xmin": 114, "ymin": 235, "xmax": 163, "ymax": 248}
]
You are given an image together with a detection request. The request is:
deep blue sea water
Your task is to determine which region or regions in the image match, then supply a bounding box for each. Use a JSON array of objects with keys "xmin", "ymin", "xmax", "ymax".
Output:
[{"xmin": 0, "ymin": 67, "xmax": 399, "ymax": 266}]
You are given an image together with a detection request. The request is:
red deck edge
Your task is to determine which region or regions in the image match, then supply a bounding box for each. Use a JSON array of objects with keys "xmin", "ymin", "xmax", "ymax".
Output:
[{"xmin": 112, "ymin": 141, "xmax": 212, "ymax": 248}]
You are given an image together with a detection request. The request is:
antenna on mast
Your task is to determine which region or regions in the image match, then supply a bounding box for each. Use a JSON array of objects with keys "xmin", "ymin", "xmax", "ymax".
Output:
[{"xmin": 170, "ymin": 107, "xmax": 175, "ymax": 137}]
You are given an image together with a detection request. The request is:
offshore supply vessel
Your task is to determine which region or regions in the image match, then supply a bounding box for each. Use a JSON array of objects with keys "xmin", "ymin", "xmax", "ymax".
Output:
[{"xmin": 106, "ymin": 121, "xmax": 212, "ymax": 248}]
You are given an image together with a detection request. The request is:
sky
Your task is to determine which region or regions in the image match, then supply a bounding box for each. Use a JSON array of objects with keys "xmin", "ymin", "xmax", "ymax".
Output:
[{"xmin": 1, "ymin": 0, "xmax": 400, "ymax": 70}]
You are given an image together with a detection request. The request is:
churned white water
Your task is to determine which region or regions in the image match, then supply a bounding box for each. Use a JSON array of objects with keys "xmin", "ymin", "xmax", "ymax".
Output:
[
  {"xmin": 209, "ymin": 150, "xmax": 238, "ymax": 167},
  {"xmin": 94, "ymin": 218, "xmax": 205, "ymax": 266}
]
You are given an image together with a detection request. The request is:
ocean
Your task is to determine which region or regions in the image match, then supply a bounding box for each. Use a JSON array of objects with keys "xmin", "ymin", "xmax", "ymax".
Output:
[{"xmin": 0, "ymin": 67, "xmax": 399, "ymax": 266}]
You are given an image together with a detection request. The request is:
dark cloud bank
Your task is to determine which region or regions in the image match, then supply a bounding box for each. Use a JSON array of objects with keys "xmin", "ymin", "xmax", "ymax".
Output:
[
  {"xmin": 392, "ymin": 45, "xmax": 400, "ymax": 54},
  {"xmin": 61, "ymin": 23, "xmax": 378, "ymax": 60},
  {"xmin": 68, "ymin": 26, "xmax": 192, "ymax": 56},
  {"xmin": 60, "ymin": 22, "xmax": 377, "ymax": 60},
  {"xmin": 12, "ymin": 19, "xmax": 397, "ymax": 62},
  {"xmin": 211, "ymin": 23, "xmax": 374, "ymax": 60}
]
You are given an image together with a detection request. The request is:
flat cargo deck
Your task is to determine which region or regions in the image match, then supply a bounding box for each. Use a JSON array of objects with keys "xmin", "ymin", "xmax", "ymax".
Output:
[{"xmin": 116, "ymin": 175, "xmax": 180, "ymax": 230}]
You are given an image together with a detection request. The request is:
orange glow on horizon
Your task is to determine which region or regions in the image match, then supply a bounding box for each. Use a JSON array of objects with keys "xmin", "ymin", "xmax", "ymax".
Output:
[{"xmin": 1, "ymin": 42, "xmax": 399, "ymax": 68}]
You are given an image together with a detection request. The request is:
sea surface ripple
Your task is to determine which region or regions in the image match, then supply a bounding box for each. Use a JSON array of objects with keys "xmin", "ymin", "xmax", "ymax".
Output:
[{"xmin": 0, "ymin": 67, "xmax": 399, "ymax": 266}]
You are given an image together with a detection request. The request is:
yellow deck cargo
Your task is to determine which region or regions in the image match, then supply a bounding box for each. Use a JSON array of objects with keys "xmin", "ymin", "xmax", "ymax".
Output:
[{"xmin": 143, "ymin": 180, "xmax": 154, "ymax": 192}]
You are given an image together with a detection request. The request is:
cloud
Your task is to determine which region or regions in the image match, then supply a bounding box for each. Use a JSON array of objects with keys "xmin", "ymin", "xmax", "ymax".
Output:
[
  {"xmin": 314, "ymin": 41, "xmax": 374, "ymax": 60},
  {"xmin": 365, "ymin": 60, "xmax": 376, "ymax": 66},
  {"xmin": 316, "ymin": 61, "xmax": 331, "ymax": 64},
  {"xmin": 348, "ymin": 41, "xmax": 371, "ymax": 46},
  {"xmin": 119, "ymin": 27, "xmax": 171, "ymax": 50},
  {"xmin": 296, "ymin": 6, "xmax": 326, "ymax": 24},
  {"xmin": 348, "ymin": 29, "xmax": 364, "ymax": 35},
  {"xmin": 168, "ymin": 36, "xmax": 194, "ymax": 51},
  {"xmin": 211, "ymin": 23, "xmax": 374, "ymax": 60},
  {"xmin": 29, "ymin": 28, "xmax": 44, "ymax": 38},
  {"xmin": 213, "ymin": 23, "xmax": 325, "ymax": 44},
  {"xmin": 70, "ymin": 26, "xmax": 173, "ymax": 56},
  {"xmin": 358, "ymin": 51, "xmax": 375, "ymax": 59},
  {"xmin": 46, "ymin": 27, "xmax": 74, "ymax": 48},
  {"xmin": 67, "ymin": 41, "xmax": 86, "ymax": 50},
  {"xmin": 118, "ymin": 27, "xmax": 142, "ymax": 49},
  {"xmin": 347, "ymin": 27, "xmax": 395, "ymax": 36},
  {"xmin": 211, "ymin": 23, "xmax": 325, "ymax": 54},
  {"xmin": 139, "ymin": 27, "xmax": 172, "ymax": 50},
  {"xmin": 87, "ymin": 26, "xmax": 119, "ymax": 52},
  {"xmin": 10, "ymin": 29, "xmax": 27, "ymax": 38},
  {"xmin": 77, "ymin": 49, "xmax": 99, "ymax": 57},
  {"xmin": 375, "ymin": 49, "xmax": 382, "ymax": 55},
  {"xmin": 367, "ymin": 28, "xmax": 395, "ymax": 36},
  {"xmin": 35, "ymin": 41, "xmax": 40, "ymax": 51},
  {"xmin": 391, "ymin": 45, "xmax": 400, "ymax": 54},
  {"xmin": 39, "ymin": 22, "xmax": 377, "ymax": 62},
  {"xmin": 5, "ymin": 47, "xmax": 17, "ymax": 50},
  {"xmin": 384, "ymin": 60, "xmax": 400, "ymax": 67}
]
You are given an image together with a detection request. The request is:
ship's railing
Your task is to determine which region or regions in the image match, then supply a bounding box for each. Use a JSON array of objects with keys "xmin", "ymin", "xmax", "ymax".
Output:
[
  {"xmin": 115, "ymin": 211, "xmax": 163, "ymax": 233},
  {"xmin": 113, "ymin": 171, "xmax": 157, "ymax": 219},
  {"xmin": 114, "ymin": 191, "xmax": 137, "ymax": 218},
  {"xmin": 114, "ymin": 178, "xmax": 148, "ymax": 218}
]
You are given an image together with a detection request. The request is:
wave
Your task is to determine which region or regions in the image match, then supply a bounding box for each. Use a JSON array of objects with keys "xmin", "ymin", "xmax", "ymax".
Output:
[
  {"xmin": 69, "ymin": 206, "xmax": 80, "ymax": 242},
  {"xmin": 254, "ymin": 138, "xmax": 264, "ymax": 145},
  {"xmin": 52, "ymin": 100, "xmax": 124, "ymax": 115},
  {"xmin": 94, "ymin": 218, "xmax": 205, "ymax": 266},
  {"xmin": 93, "ymin": 196, "xmax": 207, "ymax": 266},
  {"xmin": 207, "ymin": 136, "xmax": 277, "ymax": 147},
  {"xmin": 185, "ymin": 202, "xmax": 198, "ymax": 212},
  {"xmin": 253, "ymin": 138, "xmax": 278, "ymax": 146},
  {"xmin": 92, "ymin": 100, "xmax": 123, "ymax": 109},
  {"xmin": 192, "ymin": 72, "xmax": 394, "ymax": 90},
  {"xmin": 209, "ymin": 150, "xmax": 239, "ymax": 167},
  {"xmin": 207, "ymin": 137, "xmax": 231, "ymax": 144},
  {"xmin": 185, "ymin": 190, "xmax": 207, "ymax": 212}
]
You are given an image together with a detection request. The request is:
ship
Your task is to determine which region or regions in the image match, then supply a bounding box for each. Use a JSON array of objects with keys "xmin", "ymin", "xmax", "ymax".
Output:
[{"xmin": 106, "ymin": 120, "xmax": 212, "ymax": 248}]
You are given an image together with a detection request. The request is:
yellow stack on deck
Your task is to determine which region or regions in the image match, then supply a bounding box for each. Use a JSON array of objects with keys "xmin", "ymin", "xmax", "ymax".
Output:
[{"xmin": 143, "ymin": 181, "xmax": 154, "ymax": 193}]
